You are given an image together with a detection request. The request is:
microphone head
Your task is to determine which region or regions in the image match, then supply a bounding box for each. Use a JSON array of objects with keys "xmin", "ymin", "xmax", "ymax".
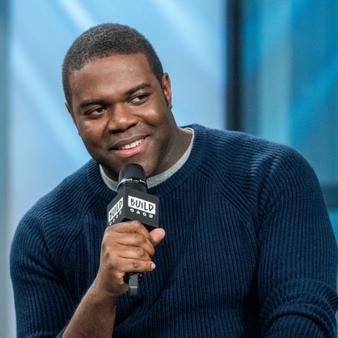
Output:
[{"xmin": 118, "ymin": 163, "xmax": 147, "ymax": 190}]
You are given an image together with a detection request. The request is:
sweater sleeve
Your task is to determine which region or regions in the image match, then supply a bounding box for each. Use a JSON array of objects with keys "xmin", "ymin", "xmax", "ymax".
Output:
[
  {"xmin": 10, "ymin": 214, "xmax": 75, "ymax": 338},
  {"xmin": 256, "ymin": 148, "xmax": 338, "ymax": 337}
]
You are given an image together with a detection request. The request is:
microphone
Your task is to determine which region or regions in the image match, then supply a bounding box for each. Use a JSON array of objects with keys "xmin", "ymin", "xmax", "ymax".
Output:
[{"xmin": 107, "ymin": 163, "xmax": 160, "ymax": 296}]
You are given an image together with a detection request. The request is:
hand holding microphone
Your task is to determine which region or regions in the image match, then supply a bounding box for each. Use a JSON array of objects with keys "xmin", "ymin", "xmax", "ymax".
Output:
[{"xmin": 94, "ymin": 164, "xmax": 165, "ymax": 299}]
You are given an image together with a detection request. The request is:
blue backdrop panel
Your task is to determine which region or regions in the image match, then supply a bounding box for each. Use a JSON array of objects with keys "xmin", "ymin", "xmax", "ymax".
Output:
[{"xmin": 240, "ymin": 0, "xmax": 338, "ymax": 311}]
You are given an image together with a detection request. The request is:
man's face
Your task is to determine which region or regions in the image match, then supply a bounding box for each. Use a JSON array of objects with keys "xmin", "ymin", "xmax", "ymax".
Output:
[{"xmin": 67, "ymin": 53, "xmax": 181, "ymax": 179}]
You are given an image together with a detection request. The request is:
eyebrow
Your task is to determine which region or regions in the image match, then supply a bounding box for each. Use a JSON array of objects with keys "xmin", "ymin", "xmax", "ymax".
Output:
[
  {"xmin": 124, "ymin": 83, "xmax": 151, "ymax": 96},
  {"xmin": 79, "ymin": 99, "xmax": 107, "ymax": 109},
  {"xmin": 79, "ymin": 83, "xmax": 152, "ymax": 109}
]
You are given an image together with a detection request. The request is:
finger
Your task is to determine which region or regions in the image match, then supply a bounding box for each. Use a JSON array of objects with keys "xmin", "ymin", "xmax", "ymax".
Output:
[
  {"xmin": 113, "ymin": 232, "xmax": 155, "ymax": 256},
  {"xmin": 149, "ymin": 228, "xmax": 166, "ymax": 246},
  {"xmin": 108, "ymin": 220, "xmax": 151, "ymax": 239},
  {"xmin": 115, "ymin": 257, "xmax": 156, "ymax": 273},
  {"xmin": 115, "ymin": 243, "xmax": 152, "ymax": 261}
]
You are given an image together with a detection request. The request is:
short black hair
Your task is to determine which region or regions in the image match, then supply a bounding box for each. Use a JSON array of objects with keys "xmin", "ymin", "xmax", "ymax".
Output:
[{"xmin": 62, "ymin": 23, "xmax": 164, "ymax": 104}]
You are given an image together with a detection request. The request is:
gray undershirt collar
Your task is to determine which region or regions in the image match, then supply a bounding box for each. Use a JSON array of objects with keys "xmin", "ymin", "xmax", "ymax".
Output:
[{"xmin": 99, "ymin": 128, "xmax": 194, "ymax": 191}]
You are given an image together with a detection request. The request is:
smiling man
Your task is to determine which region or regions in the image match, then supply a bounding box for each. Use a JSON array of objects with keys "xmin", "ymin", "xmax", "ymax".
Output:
[
  {"xmin": 11, "ymin": 24, "xmax": 337, "ymax": 338},
  {"xmin": 67, "ymin": 53, "xmax": 190, "ymax": 180}
]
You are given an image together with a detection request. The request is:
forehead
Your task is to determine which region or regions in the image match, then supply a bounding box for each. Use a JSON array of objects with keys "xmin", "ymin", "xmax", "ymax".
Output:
[{"xmin": 69, "ymin": 53, "xmax": 156, "ymax": 102}]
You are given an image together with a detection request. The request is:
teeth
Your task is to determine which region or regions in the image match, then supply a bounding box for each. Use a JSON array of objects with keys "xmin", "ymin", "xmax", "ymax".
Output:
[{"xmin": 119, "ymin": 138, "xmax": 143, "ymax": 150}]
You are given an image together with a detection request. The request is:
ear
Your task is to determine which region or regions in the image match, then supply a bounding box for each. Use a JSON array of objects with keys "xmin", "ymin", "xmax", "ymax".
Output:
[{"xmin": 161, "ymin": 73, "xmax": 172, "ymax": 108}]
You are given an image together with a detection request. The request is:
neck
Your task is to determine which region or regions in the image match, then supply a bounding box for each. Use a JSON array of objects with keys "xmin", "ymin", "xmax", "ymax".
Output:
[{"xmin": 155, "ymin": 127, "xmax": 192, "ymax": 175}]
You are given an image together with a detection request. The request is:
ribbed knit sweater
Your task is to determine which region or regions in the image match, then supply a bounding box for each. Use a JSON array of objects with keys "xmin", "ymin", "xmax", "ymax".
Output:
[{"xmin": 11, "ymin": 124, "xmax": 338, "ymax": 337}]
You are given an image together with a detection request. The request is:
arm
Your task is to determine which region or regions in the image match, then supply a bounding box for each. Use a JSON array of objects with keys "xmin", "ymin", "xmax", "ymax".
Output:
[
  {"xmin": 10, "ymin": 215, "xmax": 76, "ymax": 338},
  {"xmin": 11, "ymin": 217, "xmax": 165, "ymax": 337},
  {"xmin": 257, "ymin": 149, "xmax": 338, "ymax": 337},
  {"xmin": 62, "ymin": 281, "xmax": 118, "ymax": 338},
  {"xmin": 62, "ymin": 222, "xmax": 165, "ymax": 338}
]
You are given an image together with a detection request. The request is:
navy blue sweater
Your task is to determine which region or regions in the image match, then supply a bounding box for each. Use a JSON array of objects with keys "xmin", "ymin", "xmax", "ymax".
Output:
[{"xmin": 11, "ymin": 125, "xmax": 338, "ymax": 337}]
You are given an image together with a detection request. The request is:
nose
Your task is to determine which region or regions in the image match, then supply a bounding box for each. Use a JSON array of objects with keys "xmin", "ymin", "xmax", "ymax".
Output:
[{"xmin": 106, "ymin": 103, "xmax": 138, "ymax": 133}]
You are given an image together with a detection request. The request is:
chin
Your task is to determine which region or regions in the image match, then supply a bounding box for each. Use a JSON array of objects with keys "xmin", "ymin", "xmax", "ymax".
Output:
[
  {"xmin": 101, "ymin": 156, "xmax": 159, "ymax": 180},
  {"xmin": 135, "ymin": 161, "xmax": 156, "ymax": 178}
]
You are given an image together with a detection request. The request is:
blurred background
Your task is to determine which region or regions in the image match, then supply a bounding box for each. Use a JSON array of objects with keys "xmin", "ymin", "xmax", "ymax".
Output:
[{"xmin": 0, "ymin": 0, "xmax": 337, "ymax": 336}]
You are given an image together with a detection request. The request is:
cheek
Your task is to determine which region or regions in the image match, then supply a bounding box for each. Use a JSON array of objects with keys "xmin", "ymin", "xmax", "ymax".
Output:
[
  {"xmin": 142, "ymin": 96, "xmax": 171, "ymax": 123},
  {"xmin": 142, "ymin": 106, "xmax": 173, "ymax": 128},
  {"xmin": 77, "ymin": 121, "xmax": 105, "ymax": 144}
]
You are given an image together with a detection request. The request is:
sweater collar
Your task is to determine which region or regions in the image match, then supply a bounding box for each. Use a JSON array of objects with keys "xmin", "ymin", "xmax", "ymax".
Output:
[{"xmin": 99, "ymin": 127, "xmax": 195, "ymax": 191}]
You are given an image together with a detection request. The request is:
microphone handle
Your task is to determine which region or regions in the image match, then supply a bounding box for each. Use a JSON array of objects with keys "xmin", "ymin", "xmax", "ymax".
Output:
[{"xmin": 125, "ymin": 272, "xmax": 143, "ymax": 296}]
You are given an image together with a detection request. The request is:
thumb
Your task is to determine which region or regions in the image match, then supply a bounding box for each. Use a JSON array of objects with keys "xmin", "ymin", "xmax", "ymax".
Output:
[{"xmin": 149, "ymin": 228, "xmax": 166, "ymax": 246}]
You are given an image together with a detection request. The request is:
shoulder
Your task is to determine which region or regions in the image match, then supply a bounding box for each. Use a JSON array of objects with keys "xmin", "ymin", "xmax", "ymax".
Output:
[
  {"xmin": 27, "ymin": 160, "xmax": 97, "ymax": 221},
  {"xmin": 191, "ymin": 124, "xmax": 319, "ymax": 216},
  {"xmin": 11, "ymin": 160, "xmax": 102, "ymax": 262},
  {"xmin": 193, "ymin": 124, "xmax": 305, "ymax": 179}
]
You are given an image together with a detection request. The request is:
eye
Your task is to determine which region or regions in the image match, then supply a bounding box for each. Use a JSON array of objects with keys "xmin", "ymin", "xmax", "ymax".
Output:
[
  {"xmin": 129, "ymin": 93, "xmax": 150, "ymax": 105},
  {"xmin": 84, "ymin": 106, "xmax": 107, "ymax": 117}
]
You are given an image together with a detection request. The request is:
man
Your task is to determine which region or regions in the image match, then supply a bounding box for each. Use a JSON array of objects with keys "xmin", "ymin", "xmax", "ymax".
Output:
[{"xmin": 11, "ymin": 23, "xmax": 337, "ymax": 337}]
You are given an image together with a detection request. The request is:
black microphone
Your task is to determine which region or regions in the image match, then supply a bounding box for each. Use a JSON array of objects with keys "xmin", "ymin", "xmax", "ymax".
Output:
[{"xmin": 107, "ymin": 163, "xmax": 160, "ymax": 296}]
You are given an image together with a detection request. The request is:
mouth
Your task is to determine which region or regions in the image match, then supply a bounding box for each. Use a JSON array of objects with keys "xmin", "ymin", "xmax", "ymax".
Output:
[
  {"xmin": 110, "ymin": 136, "xmax": 149, "ymax": 158},
  {"xmin": 116, "ymin": 138, "xmax": 145, "ymax": 150}
]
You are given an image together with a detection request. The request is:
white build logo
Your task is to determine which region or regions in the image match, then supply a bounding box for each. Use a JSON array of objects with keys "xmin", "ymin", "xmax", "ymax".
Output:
[
  {"xmin": 128, "ymin": 195, "xmax": 156, "ymax": 218},
  {"xmin": 108, "ymin": 197, "xmax": 123, "ymax": 223}
]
